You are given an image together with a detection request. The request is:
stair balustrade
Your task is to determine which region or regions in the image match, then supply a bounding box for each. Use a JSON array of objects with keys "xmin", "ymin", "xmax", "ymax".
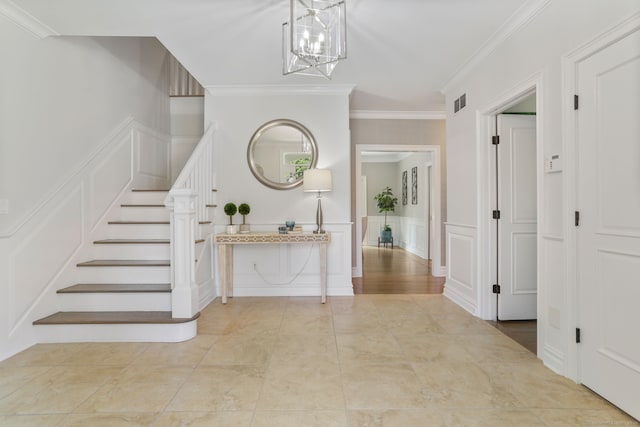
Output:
[{"xmin": 165, "ymin": 123, "xmax": 216, "ymax": 318}]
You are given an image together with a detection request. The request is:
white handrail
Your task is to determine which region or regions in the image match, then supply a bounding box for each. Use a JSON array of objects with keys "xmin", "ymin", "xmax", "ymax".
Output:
[{"xmin": 165, "ymin": 122, "xmax": 217, "ymax": 318}]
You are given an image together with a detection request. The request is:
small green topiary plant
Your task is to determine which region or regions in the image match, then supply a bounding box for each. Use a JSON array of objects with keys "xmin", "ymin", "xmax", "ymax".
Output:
[
  {"xmin": 223, "ymin": 202, "xmax": 237, "ymax": 225},
  {"xmin": 238, "ymin": 203, "xmax": 251, "ymax": 225},
  {"xmin": 374, "ymin": 186, "xmax": 398, "ymax": 232}
]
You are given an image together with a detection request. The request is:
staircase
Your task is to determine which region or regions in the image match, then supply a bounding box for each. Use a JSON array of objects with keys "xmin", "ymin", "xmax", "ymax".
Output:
[{"xmin": 33, "ymin": 189, "xmax": 202, "ymax": 343}]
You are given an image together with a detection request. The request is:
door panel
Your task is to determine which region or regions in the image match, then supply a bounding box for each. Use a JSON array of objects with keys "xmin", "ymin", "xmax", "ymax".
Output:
[
  {"xmin": 577, "ymin": 28, "xmax": 640, "ymax": 419},
  {"xmin": 497, "ymin": 114, "xmax": 537, "ymax": 320}
]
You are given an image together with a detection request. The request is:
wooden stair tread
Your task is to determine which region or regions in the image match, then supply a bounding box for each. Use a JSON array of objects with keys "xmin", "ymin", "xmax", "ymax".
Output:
[
  {"xmin": 131, "ymin": 189, "xmax": 169, "ymax": 192},
  {"xmin": 58, "ymin": 283, "xmax": 170, "ymax": 293},
  {"xmin": 120, "ymin": 204, "xmax": 166, "ymax": 208},
  {"xmin": 94, "ymin": 239, "xmax": 169, "ymax": 244},
  {"xmin": 34, "ymin": 311, "xmax": 199, "ymax": 325},
  {"xmin": 77, "ymin": 260, "xmax": 169, "ymax": 267},
  {"xmin": 206, "ymin": 204, "xmax": 218, "ymax": 207}
]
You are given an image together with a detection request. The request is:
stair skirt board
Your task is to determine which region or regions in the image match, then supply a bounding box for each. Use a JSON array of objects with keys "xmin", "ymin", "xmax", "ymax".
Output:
[{"xmin": 33, "ymin": 312, "xmax": 199, "ymax": 343}]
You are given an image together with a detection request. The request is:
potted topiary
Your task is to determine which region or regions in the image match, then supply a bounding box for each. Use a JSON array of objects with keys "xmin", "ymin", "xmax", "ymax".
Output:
[
  {"xmin": 223, "ymin": 202, "xmax": 238, "ymax": 234},
  {"xmin": 238, "ymin": 203, "xmax": 251, "ymax": 233},
  {"xmin": 374, "ymin": 186, "xmax": 398, "ymax": 245}
]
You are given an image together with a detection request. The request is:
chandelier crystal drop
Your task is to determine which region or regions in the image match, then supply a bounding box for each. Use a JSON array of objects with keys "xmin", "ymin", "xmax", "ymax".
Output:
[{"xmin": 283, "ymin": 0, "xmax": 347, "ymax": 79}]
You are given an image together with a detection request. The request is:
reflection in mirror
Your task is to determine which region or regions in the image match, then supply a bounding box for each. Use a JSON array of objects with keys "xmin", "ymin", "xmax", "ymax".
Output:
[{"xmin": 247, "ymin": 119, "xmax": 318, "ymax": 190}]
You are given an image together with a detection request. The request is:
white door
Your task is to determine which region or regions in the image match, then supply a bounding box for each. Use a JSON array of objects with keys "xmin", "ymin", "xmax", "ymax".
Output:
[
  {"xmin": 496, "ymin": 114, "xmax": 537, "ymax": 320},
  {"xmin": 577, "ymin": 28, "xmax": 640, "ymax": 419}
]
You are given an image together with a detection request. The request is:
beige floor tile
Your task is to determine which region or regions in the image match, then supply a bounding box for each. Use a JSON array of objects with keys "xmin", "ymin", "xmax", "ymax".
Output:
[
  {"xmin": 381, "ymin": 315, "xmax": 445, "ymax": 335},
  {"xmin": 330, "ymin": 297, "xmax": 378, "ymax": 315},
  {"xmin": 59, "ymin": 412, "xmax": 158, "ymax": 426},
  {"xmin": 347, "ymin": 409, "xmax": 445, "ymax": 427},
  {"xmin": 536, "ymin": 408, "xmax": 638, "ymax": 426},
  {"xmin": 271, "ymin": 333, "xmax": 339, "ymax": 364},
  {"xmin": 256, "ymin": 360, "xmax": 344, "ymax": 410},
  {"xmin": 199, "ymin": 332, "xmax": 276, "ymax": 366},
  {"xmin": 0, "ymin": 382, "xmax": 101, "ymax": 415},
  {"xmin": 131, "ymin": 334, "xmax": 217, "ymax": 367},
  {"xmin": 440, "ymin": 409, "xmax": 545, "ymax": 426},
  {"xmin": 393, "ymin": 334, "xmax": 474, "ymax": 363},
  {"xmin": 0, "ymin": 366, "xmax": 51, "ymax": 399},
  {"xmin": 434, "ymin": 316, "xmax": 501, "ymax": 335},
  {"xmin": 167, "ymin": 366, "xmax": 265, "ymax": 411},
  {"xmin": 412, "ymin": 362, "xmax": 522, "ymax": 409},
  {"xmin": 455, "ymin": 333, "xmax": 536, "ymax": 363},
  {"xmin": 62, "ymin": 342, "xmax": 150, "ymax": 366},
  {"xmin": 251, "ymin": 410, "xmax": 348, "ymax": 427},
  {"xmin": 333, "ymin": 313, "xmax": 384, "ymax": 335},
  {"xmin": 336, "ymin": 333, "xmax": 405, "ymax": 364},
  {"xmin": 0, "ymin": 343, "xmax": 93, "ymax": 367},
  {"xmin": 0, "ymin": 414, "xmax": 66, "ymax": 426},
  {"xmin": 221, "ymin": 314, "xmax": 283, "ymax": 336},
  {"xmin": 153, "ymin": 411, "xmax": 254, "ymax": 426},
  {"xmin": 75, "ymin": 382, "xmax": 181, "ymax": 413},
  {"xmin": 279, "ymin": 313, "xmax": 334, "ymax": 335},
  {"xmin": 342, "ymin": 362, "xmax": 427, "ymax": 409},
  {"xmin": 489, "ymin": 361, "xmax": 612, "ymax": 409},
  {"xmin": 109, "ymin": 365, "xmax": 193, "ymax": 385}
]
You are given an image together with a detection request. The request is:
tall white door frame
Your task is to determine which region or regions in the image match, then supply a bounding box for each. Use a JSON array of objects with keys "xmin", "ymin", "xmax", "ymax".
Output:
[
  {"xmin": 475, "ymin": 74, "xmax": 544, "ymax": 332},
  {"xmin": 354, "ymin": 144, "xmax": 443, "ymax": 278}
]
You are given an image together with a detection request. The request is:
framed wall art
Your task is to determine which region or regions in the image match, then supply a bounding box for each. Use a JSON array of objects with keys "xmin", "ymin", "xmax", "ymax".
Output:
[
  {"xmin": 402, "ymin": 170, "xmax": 408, "ymax": 205},
  {"xmin": 411, "ymin": 166, "xmax": 418, "ymax": 205}
]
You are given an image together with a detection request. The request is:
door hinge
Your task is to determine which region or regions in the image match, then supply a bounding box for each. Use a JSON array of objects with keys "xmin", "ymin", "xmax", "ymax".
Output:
[
  {"xmin": 575, "ymin": 211, "xmax": 580, "ymax": 227},
  {"xmin": 492, "ymin": 284, "xmax": 501, "ymax": 294},
  {"xmin": 576, "ymin": 327, "xmax": 581, "ymax": 343},
  {"xmin": 574, "ymin": 95, "xmax": 579, "ymax": 110},
  {"xmin": 492, "ymin": 210, "xmax": 501, "ymax": 220},
  {"xmin": 492, "ymin": 135, "xmax": 500, "ymax": 145}
]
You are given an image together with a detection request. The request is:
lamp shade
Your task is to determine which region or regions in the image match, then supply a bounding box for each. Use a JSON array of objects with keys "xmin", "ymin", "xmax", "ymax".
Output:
[{"xmin": 303, "ymin": 169, "xmax": 332, "ymax": 192}]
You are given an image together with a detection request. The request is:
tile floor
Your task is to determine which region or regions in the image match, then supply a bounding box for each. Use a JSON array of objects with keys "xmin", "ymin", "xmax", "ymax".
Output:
[{"xmin": 0, "ymin": 295, "xmax": 636, "ymax": 426}]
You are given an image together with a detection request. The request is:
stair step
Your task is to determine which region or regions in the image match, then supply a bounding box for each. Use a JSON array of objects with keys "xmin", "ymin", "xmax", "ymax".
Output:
[
  {"xmin": 94, "ymin": 239, "xmax": 169, "ymax": 244},
  {"xmin": 108, "ymin": 220, "xmax": 212, "ymax": 225},
  {"xmin": 121, "ymin": 204, "xmax": 166, "ymax": 208},
  {"xmin": 77, "ymin": 260, "xmax": 169, "ymax": 267},
  {"xmin": 206, "ymin": 204, "xmax": 217, "ymax": 208},
  {"xmin": 33, "ymin": 311, "xmax": 199, "ymax": 325},
  {"xmin": 58, "ymin": 283, "xmax": 171, "ymax": 293},
  {"xmin": 131, "ymin": 189, "xmax": 169, "ymax": 192}
]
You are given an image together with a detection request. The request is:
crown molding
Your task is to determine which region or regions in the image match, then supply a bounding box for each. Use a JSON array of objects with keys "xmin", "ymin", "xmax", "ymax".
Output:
[
  {"xmin": 205, "ymin": 84, "xmax": 356, "ymax": 97},
  {"xmin": 0, "ymin": 0, "xmax": 59, "ymax": 38},
  {"xmin": 349, "ymin": 110, "xmax": 446, "ymax": 120},
  {"xmin": 441, "ymin": 0, "xmax": 552, "ymax": 94}
]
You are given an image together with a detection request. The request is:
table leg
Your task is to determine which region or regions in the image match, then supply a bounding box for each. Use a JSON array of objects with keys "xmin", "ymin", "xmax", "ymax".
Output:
[
  {"xmin": 227, "ymin": 246, "xmax": 233, "ymax": 298},
  {"xmin": 219, "ymin": 244, "xmax": 228, "ymax": 304},
  {"xmin": 320, "ymin": 242, "xmax": 327, "ymax": 304}
]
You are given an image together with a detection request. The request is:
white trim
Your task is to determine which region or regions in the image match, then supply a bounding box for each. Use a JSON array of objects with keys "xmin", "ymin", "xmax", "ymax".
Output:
[
  {"xmin": 350, "ymin": 110, "xmax": 446, "ymax": 120},
  {"xmin": 0, "ymin": 0, "xmax": 59, "ymax": 38},
  {"xmin": 205, "ymin": 84, "xmax": 355, "ymax": 97},
  {"xmin": 441, "ymin": 0, "xmax": 552, "ymax": 94},
  {"xmin": 561, "ymin": 11, "xmax": 640, "ymax": 383},
  {"xmin": 444, "ymin": 222, "xmax": 477, "ymax": 230},
  {"xmin": 354, "ymin": 144, "xmax": 443, "ymax": 278}
]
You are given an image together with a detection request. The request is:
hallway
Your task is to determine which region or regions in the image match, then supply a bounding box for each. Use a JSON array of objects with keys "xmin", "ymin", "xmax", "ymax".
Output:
[{"xmin": 0, "ymin": 295, "xmax": 632, "ymax": 425}]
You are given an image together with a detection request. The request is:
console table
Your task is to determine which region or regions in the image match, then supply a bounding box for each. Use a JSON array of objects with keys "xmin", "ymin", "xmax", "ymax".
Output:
[{"xmin": 214, "ymin": 232, "xmax": 331, "ymax": 304}]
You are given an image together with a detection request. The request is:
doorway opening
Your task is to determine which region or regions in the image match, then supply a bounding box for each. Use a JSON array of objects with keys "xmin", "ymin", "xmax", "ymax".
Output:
[{"xmin": 353, "ymin": 144, "xmax": 444, "ymax": 294}]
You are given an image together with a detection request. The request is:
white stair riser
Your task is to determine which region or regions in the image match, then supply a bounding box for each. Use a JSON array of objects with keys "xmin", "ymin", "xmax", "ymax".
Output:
[
  {"xmin": 116, "ymin": 207, "xmax": 171, "ymax": 222},
  {"xmin": 76, "ymin": 266, "xmax": 170, "ymax": 283},
  {"xmin": 90, "ymin": 244, "xmax": 170, "ymax": 260},
  {"xmin": 107, "ymin": 224, "xmax": 170, "ymax": 239},
  {"xmin": 124, "ymin": 191, "xmax": 169, "ymax": 205},
  {"xmin": 59, "ymin": 292, "xmax": 171, "ymax": 311},
  {"xmin": 34, "ymin": 320, "xmax": 197, "ymax": 343}
]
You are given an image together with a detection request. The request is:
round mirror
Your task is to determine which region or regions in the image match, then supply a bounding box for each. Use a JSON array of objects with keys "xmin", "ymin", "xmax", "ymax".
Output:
[{"xmin": 247, "ymin": 119, "xmax": 318, "ymax": 190}]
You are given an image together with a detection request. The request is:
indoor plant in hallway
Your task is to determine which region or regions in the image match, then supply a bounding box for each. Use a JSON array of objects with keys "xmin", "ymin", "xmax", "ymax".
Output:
[
  {"xmin": 374, "ymin": 186, "xmax": 398, "ymax": 245},
  {"xmin": 224, "ymin": 202, "xmax": 238, "ymax": 234}
]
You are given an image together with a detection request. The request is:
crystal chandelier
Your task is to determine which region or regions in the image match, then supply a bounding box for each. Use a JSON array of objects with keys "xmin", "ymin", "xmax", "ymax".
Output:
[{"xmin": 283, "ymin": 0, "xmax": 347, "ymax": 79}]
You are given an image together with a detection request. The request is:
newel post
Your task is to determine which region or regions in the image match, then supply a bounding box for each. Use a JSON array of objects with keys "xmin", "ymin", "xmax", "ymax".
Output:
[{"xmin": 167, "ymin": 188, "xmax": 199, "ymax": 318}]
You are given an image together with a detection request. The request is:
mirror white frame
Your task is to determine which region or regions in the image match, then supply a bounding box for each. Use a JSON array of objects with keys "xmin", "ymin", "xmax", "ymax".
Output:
[{"xmin": 247, "ymin": 119, "xmax": 318, "ymax": 190}]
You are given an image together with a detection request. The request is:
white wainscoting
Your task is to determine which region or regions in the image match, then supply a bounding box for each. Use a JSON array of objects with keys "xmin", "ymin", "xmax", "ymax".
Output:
[
  {"xmin": 214, "ymin": 223, "xmax": 353, "ymax": 298},
  {"xmin": 363, "ymin": 215, "xmax": 428, "ymax": 260},
  {"xmin": 443, "ymin": 223, "xmax": 478, "ymax": 315},
  {"xmin": 0, "ymin": 117, "xmax": 171, "ymax": 361}
]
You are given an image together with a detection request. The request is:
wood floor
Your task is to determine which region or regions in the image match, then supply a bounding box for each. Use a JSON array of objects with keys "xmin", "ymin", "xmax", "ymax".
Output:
[
  {"xmin": 353, "ymin": 245, "xmax": 537, "ymax": 355},
  {"xmin": 352, "ymin": 246, "xmax": 444, "ymax": 294}
]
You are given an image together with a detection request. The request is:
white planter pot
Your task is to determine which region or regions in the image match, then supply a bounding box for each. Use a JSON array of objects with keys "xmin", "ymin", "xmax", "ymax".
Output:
[
  {"xmin": 226, "ymin": 225, "xmax": 238, "ymax": 234},
  {"xmin": 239, "ymin": 224, "xmax": 250, "ymax": 234}
]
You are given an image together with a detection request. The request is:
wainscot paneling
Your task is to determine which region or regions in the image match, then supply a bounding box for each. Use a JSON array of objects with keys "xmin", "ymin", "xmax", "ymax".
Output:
[{"xmin": 443, "ymin": 223, "xmax": 478, "ymax": 315}]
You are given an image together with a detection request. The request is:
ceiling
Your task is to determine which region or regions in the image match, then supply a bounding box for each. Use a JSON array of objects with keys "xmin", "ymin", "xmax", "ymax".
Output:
[{"xmin": 12, "ymin": 0, "xmax": 532, "ymax": 114}]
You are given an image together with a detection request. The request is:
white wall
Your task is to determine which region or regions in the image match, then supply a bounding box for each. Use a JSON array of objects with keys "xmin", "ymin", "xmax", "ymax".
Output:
[
  {"xmin": 0, "ymin": 21, "xmax": 171, "ymax": 361},
  {"xmin": 442, "ymin": 0, "xmax": 639, "ymax": 377},
  {"xmin": 205, "ymin": 86, "xmax": 354, "ymax": 298}
]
